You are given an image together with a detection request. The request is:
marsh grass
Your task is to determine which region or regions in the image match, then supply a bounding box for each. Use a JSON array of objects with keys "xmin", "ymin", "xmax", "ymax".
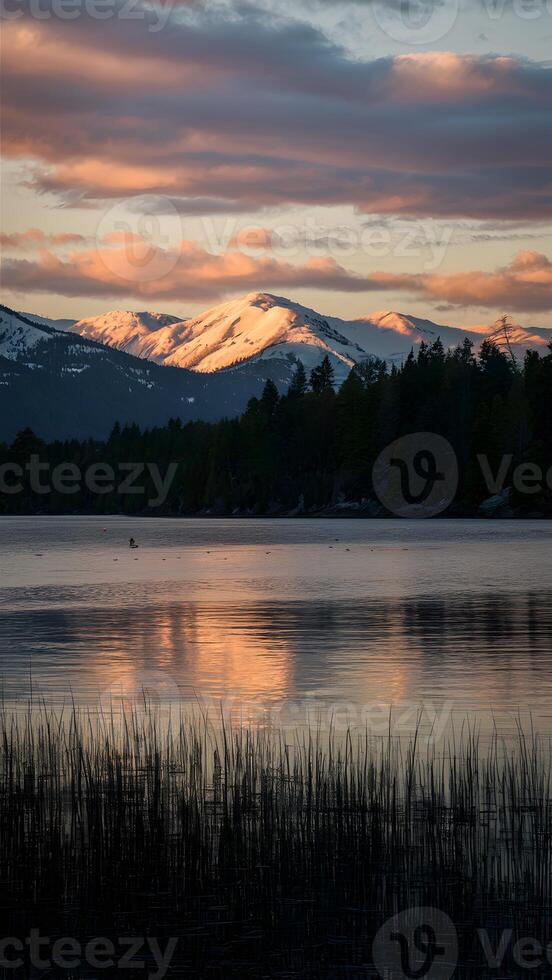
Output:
[{"xmin": 0, "ymin": 703, "xmax": 551, "ymax": 977}]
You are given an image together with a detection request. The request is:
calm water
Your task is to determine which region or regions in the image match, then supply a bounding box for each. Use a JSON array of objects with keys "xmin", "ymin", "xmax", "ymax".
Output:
[{"xmin": 1, "ymin": 517, "xmax": 551, "ymax": 736}]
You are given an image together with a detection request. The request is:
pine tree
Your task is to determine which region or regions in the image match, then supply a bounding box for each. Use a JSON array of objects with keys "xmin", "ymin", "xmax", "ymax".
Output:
[
  {"xmin": 260, "ymin": 379, "xmax": 279, "ymax": 417},
  {"xmin": 352, "ymin": 356, "xmax": 387, "ymax": 388},
  {"xmin": 289, "ymin": 361, "xmax": 307, "ymax": 396},
  {"xmin": 10, "ymin": 428, "xmax": 44, "ymax": 460},
  {"xmin": 310, "ymin": 355, "xmax": 335, "ymax": 394},
  {"xmin": 430, "ymin": 338, "xmax": 445, "ymax": 364}
]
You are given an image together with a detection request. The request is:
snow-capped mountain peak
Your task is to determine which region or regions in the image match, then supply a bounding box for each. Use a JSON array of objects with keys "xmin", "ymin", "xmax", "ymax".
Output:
[
  {"xmin": 343, "ymin": 309, "xmax": 485, "ymax": 361},
  {"xmin": 0, "ymin": 304, "xmax": 281, "ymax": 442},
  {"xmin": 71, "ymin": 310, "xmax": 183, "ymax": 359},
  {"xmin": 35, "ymin": 293, "xmax": 551, "ymax": 384},
  {"xmin": 161, "ymin": 292, "xmax": 369, "ymax": 377},
  {"xmin": 364, "ymin": 310, "xmax": 442, "ymax": 338},
  {"xmin": 64, "ymin": 293, "xmax": 373, "ymax": 382}
]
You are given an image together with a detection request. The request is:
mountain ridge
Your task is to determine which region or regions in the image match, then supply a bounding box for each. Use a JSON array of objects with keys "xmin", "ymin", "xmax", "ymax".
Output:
[
  {"xmin": 63, "ymin": 293, "xmax": 552, "ymax": 376},
  {"xmin": 0, "ymin": 305, "xmax": 280, "ymax": 441},
  {"xmin": 5, "ymin": 295, "xmax": 551, "ymax": 442}
]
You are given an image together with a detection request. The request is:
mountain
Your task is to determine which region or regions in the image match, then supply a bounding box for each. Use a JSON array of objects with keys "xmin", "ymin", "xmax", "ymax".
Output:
[
  {"xmin": 483, "ymin": 320, "xmax": 552, "ymax": 352},
  {"xmin": 70, "ymin": 310, "xmax": 184, "ymax": 359},
  {"xmin": 20, "ymin": 311, "xmax": 77, "ymax": 332},
  {"xmin": 343, "ymin": 311, "xmax": 552, "ymax": 362},
  {"xmin": 343, "ymin": 310, "xmax": 482, "ymax": 362},
  {"xmin": 0, "ymin": 306, "xmax": 275, "ymax": 442},
  {"xmin": 70, "ymin": 293, "xmax": 370, "ymax": 384},
  {"xmin": 7, "ymin": 296, "xmax": 551, "ymax": 442},
  {"xmin": 0, "ymin": 309, "xmax": 61, "ymax": 361},
  {"xmin": 66, "ymin": 294, "xmax": 552, "ymax": 380},
  {"xmin": 155, "ymin": 293, "xmax": 372, "ymax": 380}
]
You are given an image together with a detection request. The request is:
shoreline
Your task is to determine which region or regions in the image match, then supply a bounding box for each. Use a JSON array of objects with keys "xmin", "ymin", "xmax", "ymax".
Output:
[{"xmin": 2, "ymin": 508, "xmax": 552, "ymax": 519}]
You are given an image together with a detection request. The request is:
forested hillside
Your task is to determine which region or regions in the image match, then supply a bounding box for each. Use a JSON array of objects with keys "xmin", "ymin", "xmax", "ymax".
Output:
[{"xmin": 2, "ymin": 337, "xmax": 551, "ymax": 517}]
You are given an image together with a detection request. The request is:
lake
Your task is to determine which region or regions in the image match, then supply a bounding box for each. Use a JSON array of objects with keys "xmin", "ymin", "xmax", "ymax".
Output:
[{"xmin": 1, "ymin": 516, "xmax": 551, "ymax": 738}]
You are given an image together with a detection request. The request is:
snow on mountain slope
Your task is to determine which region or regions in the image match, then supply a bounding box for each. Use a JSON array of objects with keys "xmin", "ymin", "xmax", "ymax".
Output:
[
  {"xmin": 20, "ymin": 311, "xmax": 77, "ymax": 332},
  {"xmin": 340, "ymin": 311, "xmax": 483, "ymax": 364},
  {"xmin": 160, "ymin": 293, "xmax": 484, "ymax": 374},
  {"xmin": 160, "ymin": 293, "xmax": 369, "ymax": 379},
  {"xmin": 1, "ymin": 306, "xmax": 165, "ymax": 373},
  {"xmin": 484, "ymin": 321, "xmax": 552, "ymax": 350},
  {"xmin": 342, "ymin": 310, "xmax": 552, "ymax": 363},
  {"xmin": 66, "ymin": 292, "xmax": 373, "ymax": 383},
  {"xmin": 71, "ymin": 310, "xmax": 183, "ymax": 359},
  {"xmin": 0, "ymin": 307, "xmax": 59, "ymax": 361},
  {"xmin": 0, "ymin": 305, "xmax": 282, "ymax": 441},
  {"xmin": 369, "ymin": 310, "xmax": 475, "ymax": 343},
  {"xmin": 63, "ymin": 294, "xmax": 552, "ymax": 381}
]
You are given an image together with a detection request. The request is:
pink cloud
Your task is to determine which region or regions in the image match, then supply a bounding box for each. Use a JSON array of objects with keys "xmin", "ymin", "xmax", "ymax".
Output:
[
  {"xmin": 1, "ymin": 12, "xmax": 550, "ymax": 220},
  {"xmin": 1, "ymin": 233, "xmax": 550, "ymax": 314},
  {"xmin": 0, "ymin": 228, "xmax": 87, "ymax": 250},
  {"xmin": 0, "ymin": 236, "xmax": 373, "ymax": 300},
  {"xmin": 419, "ymin": 251, "xmax": 552, "ymax": 310}
]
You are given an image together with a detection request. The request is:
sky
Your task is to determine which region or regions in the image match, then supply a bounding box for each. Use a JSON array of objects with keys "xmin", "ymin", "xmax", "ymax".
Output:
[{"xmin": 1, "ymin": 0, "xmax": 551, "ymax": 327}]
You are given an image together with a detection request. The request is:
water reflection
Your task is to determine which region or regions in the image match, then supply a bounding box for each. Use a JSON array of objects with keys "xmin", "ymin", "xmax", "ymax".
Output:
[{"xmin": 1, "ymin": 591, "xmax": 551, "ymax": 734}]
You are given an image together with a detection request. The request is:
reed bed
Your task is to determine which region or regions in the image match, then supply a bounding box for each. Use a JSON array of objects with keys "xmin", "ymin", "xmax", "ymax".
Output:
[{"xmin": 0, "ymin": 704, "xmax": 551, "ymax": 977}]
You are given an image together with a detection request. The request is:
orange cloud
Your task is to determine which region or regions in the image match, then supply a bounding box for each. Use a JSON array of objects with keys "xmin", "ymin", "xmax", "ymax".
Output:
[
  {"xmin": 0, "ymin": 235, "xmax": 373, "ymax": 300},
  {"xmin": 0, "ymin": 229, "xmax": 87, "ymax": 250},
  {"xmin": 1, "ymin": 233, "xmax": 550, "ymax": 314},
  {"xmin": 419, "ymin": 251, "xmax": 552, "ymax": 310}
]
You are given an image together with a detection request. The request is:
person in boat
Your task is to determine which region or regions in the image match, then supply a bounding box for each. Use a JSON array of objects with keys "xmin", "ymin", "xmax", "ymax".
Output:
[{"xmin": 129, "ymin": 537, "xmax": 138, "ymax": 549}]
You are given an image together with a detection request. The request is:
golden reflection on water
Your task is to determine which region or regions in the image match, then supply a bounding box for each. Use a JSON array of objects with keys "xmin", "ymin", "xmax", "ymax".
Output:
[
  {"xmin": 61, "ymin": 591, "xmax": 552, "ymax": 732},
  {"xmin": 2, "ymin": 519, "xmax": 552, "ymax": 742},
  {"xmin": 93, "ymin": 603, "xmax": 293, "ymax": 711},
  {"xmin": 2, "ymin": 579, "xmax": 552, "ymax": 735}
]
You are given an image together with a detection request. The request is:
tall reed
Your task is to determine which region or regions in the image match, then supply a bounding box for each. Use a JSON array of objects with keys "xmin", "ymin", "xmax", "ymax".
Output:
[{"xmin": 0, "ymin": 704, "xmax": 550, "ymax": 977}]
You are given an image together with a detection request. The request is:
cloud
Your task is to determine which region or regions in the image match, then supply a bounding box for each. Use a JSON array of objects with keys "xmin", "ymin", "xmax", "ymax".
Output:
[
  {"xmin": 228, "ymin": 227, "xmax": 277, "ymax": 249},
  {"xmin": 227, "ymin": 224, "xmax": 382, "ymax": 254},
  {"xmin": 0, "ymin": 236, "xmax": 378, "ymax": 300},
  {"xmin": 0, "ymin": 228, "xmax": 88, "ymax": 250},
  {"xmin": 417, "ymin": 250, "xmax": 552, "ymax": 311},
  {"xmin": 132, "ymin": 196, "xmax": 269, "ymax": 217},
  {"xmin": 364, "ymin": 250, "xmax": 552, "ymax": 312},
  {"xmin": 1, "ymin": 7, "xmax": 551, "ymax": 221},
  {"xmin": 1, "ymin": 233, "xmax": 550, "ymax": 313}
]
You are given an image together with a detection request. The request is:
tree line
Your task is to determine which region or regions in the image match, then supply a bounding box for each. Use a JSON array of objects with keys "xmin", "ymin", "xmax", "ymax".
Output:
[{"xmin": 1, "ymin": 336, "xmax": 551, "ymax": 516}]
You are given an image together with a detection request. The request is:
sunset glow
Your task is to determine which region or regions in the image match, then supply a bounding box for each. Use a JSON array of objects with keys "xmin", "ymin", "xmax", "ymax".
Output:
[{"xmin": 1, "ymin": 0, "xmax": 550, "ymax": 326}]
